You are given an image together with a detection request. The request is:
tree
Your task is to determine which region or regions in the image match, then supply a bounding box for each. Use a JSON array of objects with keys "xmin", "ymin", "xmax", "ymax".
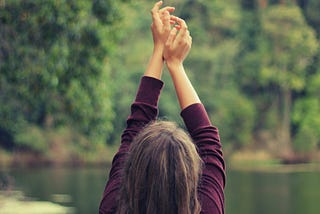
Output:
[
  {"xmin": 260, "ymin": 5, "xmax": 318, "ymax": 157},
  {"xmin": 236, "ymin": 0, "xmax": 269, "ymax": 150},
  {"xmin": 0, "ymin": 0, "xmax": 126, "ymax": 151},
  {"xmin": 236, "ymin": 1, "xmax": 319, "ymax": 159},
  {"xmin": 294, "ymin": 0, "xmax": 320, "ymax": 156}
]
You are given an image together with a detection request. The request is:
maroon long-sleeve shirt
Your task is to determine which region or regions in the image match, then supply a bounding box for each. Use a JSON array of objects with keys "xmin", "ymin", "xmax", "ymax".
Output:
[{"xmin": 99, "ymin": 76, "xmax": 225, "ymax": 214}]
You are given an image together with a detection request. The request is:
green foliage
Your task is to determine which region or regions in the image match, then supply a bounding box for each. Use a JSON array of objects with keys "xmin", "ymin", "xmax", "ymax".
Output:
[
  {"xmin": 292, "ymin": 52, "xmax": 320, "ymax": 152},
  {"xmin": 187, "ymin": 39, "xmax": 256, "ymax": 148},
  {"xmin": 0, "ymin": 0, "xmax": 125, "ymax": 151},
  {"xmin": 298, "ymin": 0, "xmax": 320, "ymax": 37},
  {"xmin": 293, "ymin": 98, "xmax": 320, "ymax": 151},
  {"xmin": 235, "ymin": 2, "xmax": 319, "ymax": 156},
  {"xmin": 212, "ymin": 90, "xmax": 256, "ymax": 149},
  {"xmin": 15, "ymin": 125, "xmax": 48, "ymax": 153},
  {"xmin": 261, "ymin": 5, "xmax": 318, "ymax": 91},
  {"xmin": 260, "ymin": 5, "xmax": 318, "ymax": 153},
  {"xmin": 236, "ymin": 0, "xmax": 264, "ymax": 96},
  {"xmin": 307, "ymin": 68, "xmax": 320, "ymax": 94},
  {"xmin": 1, "ymin": 0, "xmax": 320, "ymax": 158}
]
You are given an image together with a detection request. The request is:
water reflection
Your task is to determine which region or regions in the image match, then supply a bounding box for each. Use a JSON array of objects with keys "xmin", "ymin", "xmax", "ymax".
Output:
[
  {"xmin": 226, "ymin": 168, "xmax": 320, "ymax": 214},
  {"xmin": 1, "ymin": 167, "xmax": 108, "ymax": 214},
  {"xmin": 1, "ymin": 166, "xmax": 320, "ymax": 214}
]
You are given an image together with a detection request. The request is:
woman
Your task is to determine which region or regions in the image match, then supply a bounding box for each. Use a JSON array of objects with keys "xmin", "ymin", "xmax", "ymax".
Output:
[{"xmin": 99, "ymin": 1, "xmax": 225, "ymax": 213}]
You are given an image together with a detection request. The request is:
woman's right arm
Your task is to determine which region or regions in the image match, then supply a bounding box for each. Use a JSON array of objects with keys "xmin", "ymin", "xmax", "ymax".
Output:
[
  {"xmin": 181, "ymin": 103, "xmax": 226, "ymax": 214},
  {"xmin": 164, "ymin": 17, "xmax": 226, "ymax": 214},
  {"xmin": 164, "ymin": 17, "xmax": 200, "ymax": 110}
]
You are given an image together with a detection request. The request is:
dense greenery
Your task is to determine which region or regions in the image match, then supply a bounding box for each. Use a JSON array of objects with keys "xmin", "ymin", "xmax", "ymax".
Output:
[
  {"xmin": 0, "ymin": 0, "xmax": 125, "ymax": 152},
  {"xmin": 0, "ymin": 0, "xmax": 319, "ymax": 163}
]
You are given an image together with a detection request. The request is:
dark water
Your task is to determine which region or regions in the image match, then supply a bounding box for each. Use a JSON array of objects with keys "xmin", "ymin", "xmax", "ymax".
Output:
[
  {"xmin": 226, "ymin": 168, "xmax": 320, "ymax": 214},
  {"xmin": 1, "ymin": 166, "xmax": 320, "ymax": 214}
]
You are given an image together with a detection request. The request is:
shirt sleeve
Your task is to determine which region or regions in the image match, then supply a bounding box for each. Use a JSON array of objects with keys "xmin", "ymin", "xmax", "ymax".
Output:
[
  {"xmin": 181, "ymin": 103, "xmax": 226, "ymax": 214},
  {"xmin": 99, "ymin": 76, "xmax": 164, "ymax": 214}
]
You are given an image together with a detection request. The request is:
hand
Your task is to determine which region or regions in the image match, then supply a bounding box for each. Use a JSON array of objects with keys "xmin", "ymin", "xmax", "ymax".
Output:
[
  {"xmin": 143, "ymin": 1, "xmax": 176, "ymax": 79},
  {"xmin": 150, "ymin": 1, "xmax": 175, "ymax": 49},
  {"xmin": 163, "ymin": 16, "xmax": 192, "ymax": 67}
]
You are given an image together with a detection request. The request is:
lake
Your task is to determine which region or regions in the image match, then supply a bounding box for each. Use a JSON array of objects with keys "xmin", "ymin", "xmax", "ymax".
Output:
[{"xmin": 1, "ymin": 165, "xmax": 320, "ymax": 214}]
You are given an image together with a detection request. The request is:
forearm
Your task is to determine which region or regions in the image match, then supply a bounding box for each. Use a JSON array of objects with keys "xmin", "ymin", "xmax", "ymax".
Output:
[
  {"xmin": 144, "ymin": 45, "xmax": 164, "ymax": 80},
  {"xmin": 167, "ymin": 62, "xmax": 200, "ymax": 110}
]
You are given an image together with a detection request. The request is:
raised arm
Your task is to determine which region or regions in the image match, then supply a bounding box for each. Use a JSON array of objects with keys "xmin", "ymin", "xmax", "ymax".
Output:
[
  {"xmin": 163, "ymin": 16, "xmax": 200, "ymax": 109},
  {"xmin": 99, "ymin": 3, "xmax": 176, "ymax": 213},
  {"xmin": 164, "ymin": 17, "xmax": 226, "ymax": 214},
  {"xmin": 144, "ymin": 1, "xmax": 175, "ymax": 80},
  {"xmin": 120, "ymin": 1, "xmax": 175, "ymax": 145}
]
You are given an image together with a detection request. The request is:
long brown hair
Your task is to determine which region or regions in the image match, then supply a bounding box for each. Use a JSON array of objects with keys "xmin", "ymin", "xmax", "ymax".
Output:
[{"xmin": 117, "ymin": 121, "xmax": 202, "ymax": 214}]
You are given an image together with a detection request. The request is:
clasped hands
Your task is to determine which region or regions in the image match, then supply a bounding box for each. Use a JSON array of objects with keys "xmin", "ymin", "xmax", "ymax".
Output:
[{"xmin": 150, "ymin": 1, "xmax": 192, "ymax": 66}]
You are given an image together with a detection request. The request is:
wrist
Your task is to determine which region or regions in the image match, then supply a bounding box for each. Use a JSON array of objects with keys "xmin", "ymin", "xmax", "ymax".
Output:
[
  {"xmin": 151, "ymin": 44, "xmax": 165, "ymax": 64},
  {"xmin": 166, "ymin": 59, "xmax": 183, "ymax": 70},
  {"xmin": 166, "ymin": 61, "xmax": 185, "ymax": 78},
  {"xmin": 144, "ymin": 47, "xmax": 165, "ymax": 80},
  {"xmin": 153, "ymin": 45, "xmax": 164, "ymax": 59}
]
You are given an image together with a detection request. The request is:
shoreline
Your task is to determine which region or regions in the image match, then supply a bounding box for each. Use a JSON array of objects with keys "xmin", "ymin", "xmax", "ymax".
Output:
[
  {"xmin": 1, "ymin": 147, "xmax": 320, "ymax": 171},
  {"xmin": 0, "ymin": 146, "xmax": 116, "ymax": 169},
  {"xmin": 0, "ymin": 191, "xmax": 74, "ymax": 214}
]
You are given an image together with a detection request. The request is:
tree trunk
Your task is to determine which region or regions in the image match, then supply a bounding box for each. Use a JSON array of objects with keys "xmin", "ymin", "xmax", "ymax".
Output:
[{"xmin": 277, "ymin": 86, "xmax": 294, "ymax": 159}]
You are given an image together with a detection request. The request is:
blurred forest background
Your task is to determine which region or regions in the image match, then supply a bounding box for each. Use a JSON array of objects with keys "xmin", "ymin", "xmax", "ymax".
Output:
[{"xmin": 1, "ymin": 0, "xmax": 320, "ymax": 167}]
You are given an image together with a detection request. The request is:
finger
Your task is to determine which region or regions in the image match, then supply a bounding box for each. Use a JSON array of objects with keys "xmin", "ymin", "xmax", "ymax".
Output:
[
  {"xmin": 187, "ymin": 31, "xmax": 192, "ymax": 45},
  {"xmin": 169, "ymin": 16, "xmax": 185, "ymax": 30},
  {"xmin": 174, "ymin": 17, "xmax": 188, "ymax": 32},
  {"xmin": 162, "ymin": 11, "xmax": 171, "ymax": 32},
  {"xmin": 174, "ymin": 24, "xmax": 181, "ymax": 31},
  {"xmin": 160, "ymin": 8, "xmax": 175, "ymax": 20},
  {"xmin": 151, "ymin": 1, "xmax": 163, "ymax": 12},
  {"xmin": 170, "ymin": 16, "xmax": 188, "ymax": 28},
  {"xmin": 151, "ymin": 1, "xmax": 163, "ymax": 25},
  {"xmin": 159, "ymin": 6, "xmax": 175, "ymax": 14},
  {"xmin": 166, "ymin": 27, "xmax": 178, "ymax": 47},
  {"xmin": 168, "ymin": 15, "xmax": 177, "ymax": 26},
  {"xmin": 169, "ymin": 15, "xmax": 183, "ymax": 23},
  {"xmin": 173, "ymin": 17, "xmax": 188, "ymax": 41},
  {"xmin": 165, "ymin": 15, "xmax": 176, "ymax": 25},
  {"xmin": 186, "ymin": 29, "xmax": 191, "ymax": 38},
  {"xmin": 160, "ymin": 8, "xmax": 174, "ymax": 23}
]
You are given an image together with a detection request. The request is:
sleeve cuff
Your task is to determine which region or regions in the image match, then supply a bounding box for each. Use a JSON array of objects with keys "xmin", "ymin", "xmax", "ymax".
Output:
[
  {"xmin": 135, "ymin": 76, "xmax": 164, "ymax": 106},
  {"xmin": 181, "ymin": 103, "xmax": 212, "ymax": 133}
]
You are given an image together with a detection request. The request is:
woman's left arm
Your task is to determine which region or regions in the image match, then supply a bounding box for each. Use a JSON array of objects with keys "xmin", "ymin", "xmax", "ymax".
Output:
[
  {"xmin": 99, "ymin": 2, "xmax": 174, "ymax": 213},
  {"xmin": 99, "ymin": 77, "xmax": 164, "ymax": 214}
]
